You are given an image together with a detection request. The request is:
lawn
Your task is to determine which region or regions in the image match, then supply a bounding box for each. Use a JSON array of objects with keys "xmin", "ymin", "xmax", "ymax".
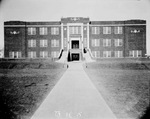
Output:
[
  {"xmin": 84, "ymin": 58, "xmax": 150, "ymax": 119},
  {"xmin": 0, "ymin": 59, "xmax": 67, "ymax": 119}
]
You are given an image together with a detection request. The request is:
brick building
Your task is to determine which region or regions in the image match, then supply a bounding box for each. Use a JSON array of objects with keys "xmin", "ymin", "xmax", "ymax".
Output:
[{"xmin": 4, "ymin": 17, "xmax": 146, "ymax": 60}]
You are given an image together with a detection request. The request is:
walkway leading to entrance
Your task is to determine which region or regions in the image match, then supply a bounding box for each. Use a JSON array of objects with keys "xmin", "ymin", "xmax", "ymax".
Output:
[{"xmin": 31, "ymin": 62, "xmax": 117, "ymax": 119}]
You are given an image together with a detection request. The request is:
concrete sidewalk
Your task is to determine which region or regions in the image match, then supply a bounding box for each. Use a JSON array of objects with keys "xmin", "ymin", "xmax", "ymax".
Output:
[{"xmin": 31, "ymin": 62, "xmax": 117, "ymax": 119}]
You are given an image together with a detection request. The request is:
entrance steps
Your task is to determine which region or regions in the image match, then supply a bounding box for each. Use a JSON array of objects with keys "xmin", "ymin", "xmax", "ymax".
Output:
[
  {"xmin": 83, "ymin": 50, "xmax": 95, "ymax": 62},
  {"xmin": 57, "ymin": 49, "xmax": 95, "ymax": 62}
]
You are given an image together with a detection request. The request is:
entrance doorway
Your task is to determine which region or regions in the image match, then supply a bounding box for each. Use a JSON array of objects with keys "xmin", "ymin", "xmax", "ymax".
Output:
[
  {"xmin": 72, "ymin": 40, "xmax": 79, "ymax": 49},
  {"xmin": 72, "ymin": 53, "xmax": 80, "ymax": 61}
]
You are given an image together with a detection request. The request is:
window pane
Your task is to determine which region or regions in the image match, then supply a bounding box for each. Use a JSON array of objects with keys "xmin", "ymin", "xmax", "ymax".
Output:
[
  {"xmin": 119, "ymin": 39, "xmax": 123, "ymax": 46},
  {"xmin": 138, "ymin": 50, "xmax": 142, "ymax": 57},
  {"xmin": 28, "ymin": 28, "xmax": 36, "ymax": 35},
  {"xmin": 103, "ymin": 51, "xmax": 111, "ymax": 57},
  {"xmin": 9, "ymin": 52, "xmax": 14, "ymax": 58},
  {"xmin": 51, "ymin": 27, "xmax": 59, "ymax": 35},
  {"xmin": 28, "ymin": 51, "xmax": 36, "ymax": 58},
  {"xmin": 115, "ymin": 51, "xmax": 123, "ymax": 57},
  {"xmin": 28, "ymin": 40, "xmax": 36, "ymax": 47},
  {"xmin": 39, "ymin": 27, "xmax": 48, "ymax": 35},
  {"xmin": 92, "ymin": 39, "xmax": 99, "ymax": 47},
  {"xmin": 114, "ymin": 39, "xmax": 123, "ymax": 47},
  {"xmin": 114, "ymin": 27, "xmax": 122, "ymax": 34},
  {"xmin": 40, "ymin": 51, "xmax": 48, "ymax": 58},
  {"xmin": 51, "ymin": 39, "xmax": 59, "ymax": 47},
  {"xmin": 103, "ymin": 27, "xmax": 111, "ymax": 34},
  {"xmin": 16, "ymin": 52, "xmax": 22, "ymax": 58},
  {"xmin": 92, "ymin": 27, "xmax": 100, "ymax": 34},
  {"xmin": 70, "ymin": 26, "xmax": 81, "ymax": 34},
  {"xmin": 129, "ymin": 51, "xmax": 134, "ymax": 57},
  {"xmin": 40, "ymin": 39, "xmax": 48, "ymax": 47},
  {"xmin": 51, "ymin": 51, "xmax": 59, "ymax": 58}
]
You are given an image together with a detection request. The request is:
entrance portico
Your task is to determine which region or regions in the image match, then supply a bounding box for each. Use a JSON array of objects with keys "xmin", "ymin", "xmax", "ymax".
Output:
[{"xmin": 61, "ymin": 17, "xmax": 90, "ymax": 61}]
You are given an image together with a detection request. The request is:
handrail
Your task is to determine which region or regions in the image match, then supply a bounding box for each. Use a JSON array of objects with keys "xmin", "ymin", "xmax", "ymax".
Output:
[{"xmin": 58, "ymin": 49, "xmax": 64, "ymax": 59}]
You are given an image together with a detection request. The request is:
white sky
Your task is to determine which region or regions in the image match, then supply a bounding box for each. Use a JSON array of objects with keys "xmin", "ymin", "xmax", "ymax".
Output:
[{"xmin": 0, "ymin": 0, "xmax": 150, "ymax": 53}]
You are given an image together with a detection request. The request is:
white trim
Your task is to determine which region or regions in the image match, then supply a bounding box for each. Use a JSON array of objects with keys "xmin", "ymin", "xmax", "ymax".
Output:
[
  {"xmin": 4, "ymin": 25, "xmax": 61, "ymax": 27},
  {"xmin": 87, "ymin": 23, "xmax": 89, "ymax": 49},
  {"xmin": 27, "ymin": 25, "xmax": 61, "ymax": 27},
  {"xmin": 67, "ymin": 25, "xmax": 69, "ymax": 50},
  {"xmin": 4, "ymin": 23, "xmax": 146, "ymax": 28},
  {"xmin": 70, "ymin": 37, "xmax": 80, "ymax": 40},
  {"xmin": 81, "ymin": 24, "xmax": 83, "ymax": 52},
  {"xmin": 61, "ymin": 23, "xmax": 63, "ymax": 49},
  {"xmin": 125, "ymin": 24, "xmax": 146, "ymax": 26},
  {"xmin": 4, "ymin": 25, "xmax": 26, "ymax": 27},
  {"xmin": 90, "ymin": 24, "xmax": 146, "ymax": 27},
  {"xmin": 67, "ymin": 23, "xmax": 83, "ymax": 26}
]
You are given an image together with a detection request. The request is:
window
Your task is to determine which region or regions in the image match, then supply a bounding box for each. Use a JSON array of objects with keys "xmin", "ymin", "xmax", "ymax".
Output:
[
  {"xmin": 9, "ymin": 52, "xmax": 14, "ymax": 58},
  {"xmin": 28, "ymin": 51, "xmax": 36, "ymax": 58},
  {"xmin": 129, "ymin": 50, "xmax": 142, "ymax": 57},
  {"xmin": 114, "ymin": 39, "xmax": 123, "ymax": 47},
  {"xmin": 40, "ymin": 39, "xmax": 48, "ymax": 47},
  {"xmin": 92, "ymin": 27, "xmax": 100, "ymax": 34},
  {"xmin": 40, "ymin": 51, "xmax": 48, "ymax": 58},
  {"xmin": 39, "ymin": 27, "xmax": 48, "ymax": 35},
  {"xmin": 103, "ymin": 39, "xmax": 111, "ymax": 47},
  {"xmin": 9, "ymin": 51, "xmax": 22, "ymax": 58},
  {"xmin": 92, "ymin": 51, "xmax": 100, "ymax": 58},
  {"xmin": 103, "ymin": 27, "xmax": 111, "ymax": 34},
  {"xmin": 28, "ymin": 28, "xmax": 36, "ymax": 35},
  {"xmin": 51, "ymin": 27, "xmax": 59, "ymax": 35},
  {"xmin": 51, "ymin": 39, "xmax": 59, "ymax": 47},
  {"xmin": 91, "ymin": 39, "xmax": 100, "ymax": 47},
  {"xmin": 114, "ymin": 51, "xmax": 123, "ymax": 58},
  {"xmin": 51, "ymin": 51, "xmax": 59, "ymax": 58},
  {"xmin": 103, "ymin": 51, "xmax": 111, "ymax": 58},
  {"xmin": 16, "ymin": 52, "xmax": 22, "ymax": 58},
  {"xmin": 114, "ymin": 27, "xmax": 123, "ymax": 34},
  {"xmin": 69, "ymin": 26, "xmax": 81, "ymax": 34},
  {"xmin": 28, "ymin": 39, "xmax": 36, "ymax": 47}
]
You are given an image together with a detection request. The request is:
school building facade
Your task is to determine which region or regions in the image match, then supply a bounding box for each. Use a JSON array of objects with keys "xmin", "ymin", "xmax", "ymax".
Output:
[{"xmin": 4, "ymin": 17, "xmax": 146, "ymax": 60}]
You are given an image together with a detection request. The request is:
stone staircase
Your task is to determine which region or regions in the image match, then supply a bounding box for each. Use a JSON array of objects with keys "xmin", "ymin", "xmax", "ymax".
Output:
[{"xmin": 83, "ymin": 50, "xmax": 95, "ymax": 62}]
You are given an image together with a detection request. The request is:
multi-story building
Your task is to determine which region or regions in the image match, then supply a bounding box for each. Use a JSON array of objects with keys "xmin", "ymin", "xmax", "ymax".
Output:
[{"xmin": 4, "ymin": 17, "xmax": 146, "ymax": 61}]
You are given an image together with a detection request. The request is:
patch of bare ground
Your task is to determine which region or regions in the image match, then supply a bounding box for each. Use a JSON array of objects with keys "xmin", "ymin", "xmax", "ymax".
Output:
[
  {"xmin": 0, "ymin": 60, "xmax": 67, "ymax": 119},
  {"xmin": 84, "ymin": 58, "xmax": 150, "ymax": 119}
]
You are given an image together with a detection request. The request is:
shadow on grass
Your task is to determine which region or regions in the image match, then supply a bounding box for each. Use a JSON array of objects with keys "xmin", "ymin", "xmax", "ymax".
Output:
[
  {"xmin": 0, "ymin": 92, "xmax": 17, "ymax": 119},
  {"xmin": 140, "ymin": 106, "xmax": 150, "ymax": 119}
]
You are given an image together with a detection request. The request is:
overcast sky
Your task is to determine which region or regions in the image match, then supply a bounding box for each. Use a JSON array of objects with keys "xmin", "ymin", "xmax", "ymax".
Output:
[{"xmin": 0, "ymin": 0, "xmax": 150, "ymax": 53}]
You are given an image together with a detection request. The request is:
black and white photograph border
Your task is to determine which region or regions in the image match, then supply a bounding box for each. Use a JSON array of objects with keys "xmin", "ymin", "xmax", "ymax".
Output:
[{"xmin": 0, "ymin": 0, "xmax": 150, "ymax": 119}]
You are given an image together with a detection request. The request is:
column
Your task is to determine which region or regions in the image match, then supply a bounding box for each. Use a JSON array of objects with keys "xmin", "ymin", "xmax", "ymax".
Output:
[
  {"xmin": 87, "ymin": 23, "xmax": 90, "ymax": 49},
  {"xmin": 81, "ymin": 24, "xmax": 83, "ymax": 51},
  {"xmin": 61, "ymin": 23, "xmax": 63, "ymax": 49},
  {"xmin": 67, "ymin": 24, "xmax": 70, "ymax": 50}
]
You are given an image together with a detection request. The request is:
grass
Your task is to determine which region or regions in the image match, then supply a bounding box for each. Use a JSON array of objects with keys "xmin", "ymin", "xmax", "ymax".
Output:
[
  {"xmin": 84, "ymin": 58, "xmax": 150, "ymax": 119},
  {"xmin": 0, "ymin": 59, "xmax": 67, "ymax": 119}
]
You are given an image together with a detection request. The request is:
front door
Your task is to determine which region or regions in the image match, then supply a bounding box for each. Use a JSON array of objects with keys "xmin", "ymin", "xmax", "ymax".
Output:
[
  {"xmin": 72, "ymin": 53, "xmax": 79, "ymax": 61},
  {"xmin": 72, "ymin": 40, "xmax": 79, "ymax": 49}
]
